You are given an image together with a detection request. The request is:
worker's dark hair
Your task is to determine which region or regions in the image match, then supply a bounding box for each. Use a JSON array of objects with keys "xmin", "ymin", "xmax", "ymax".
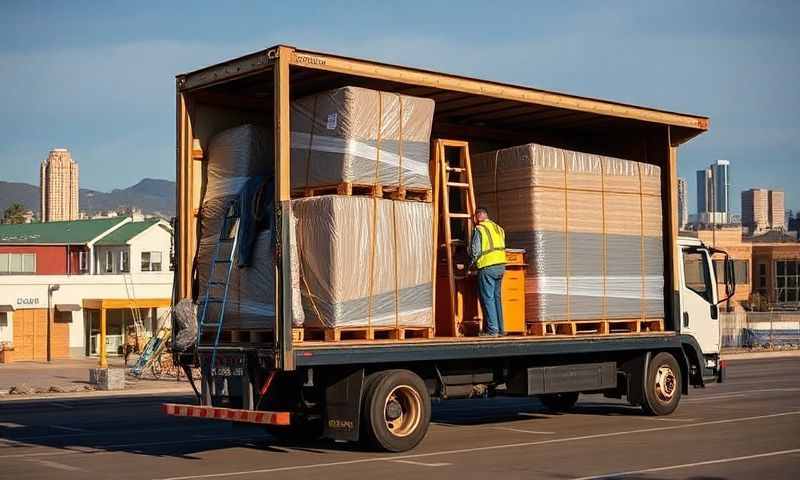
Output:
[{"xmin": 475, "ymin": 207, "xmax": 489, "ymax": 216}]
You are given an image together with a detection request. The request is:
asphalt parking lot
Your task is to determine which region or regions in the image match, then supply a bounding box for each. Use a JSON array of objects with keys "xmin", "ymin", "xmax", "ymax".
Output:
[{"xmin": 1, "ymin": 356, "xmax": 798, "ymax": 480}]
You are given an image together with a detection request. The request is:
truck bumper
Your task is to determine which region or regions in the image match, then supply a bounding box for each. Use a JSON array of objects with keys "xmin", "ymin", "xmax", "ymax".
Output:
[{"xmin": 162, "ymin": 403, "xmax": 291, "ymax": 426}]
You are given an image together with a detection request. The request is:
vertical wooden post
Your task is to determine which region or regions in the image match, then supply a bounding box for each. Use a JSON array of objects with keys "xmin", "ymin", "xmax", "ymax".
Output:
[
  {"xmin": 176, "ymin": 91, "xmax": 192, "ymax": 300},
  {"xmin": 99, "ymin": 306, "xmax": 108, "ymax": 368},
  {"xmin": 659, "ymin": 126, "xmax": 681, "ymax": 330},
  {"xmin": 274, "ymin": 45, "xmax": 294, "ymax": 370}
]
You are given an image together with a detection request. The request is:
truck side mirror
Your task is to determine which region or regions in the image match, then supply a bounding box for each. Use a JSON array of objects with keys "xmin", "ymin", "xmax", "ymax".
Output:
[
  {"xmin": 708, "ymin": 247, "xmax": 736, "ymax": 306},
  {"xmin": 725, "ymin": 256, "xmax": 736, "ymax": 299}
]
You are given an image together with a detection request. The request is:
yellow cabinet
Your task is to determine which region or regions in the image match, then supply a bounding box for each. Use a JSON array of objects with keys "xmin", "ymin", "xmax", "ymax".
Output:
[{"xmin": 502, "ymin": 249, "xmax": 526, "ymax": 333}]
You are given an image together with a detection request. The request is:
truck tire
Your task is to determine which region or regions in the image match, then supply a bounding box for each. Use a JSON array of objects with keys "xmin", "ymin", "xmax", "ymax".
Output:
[
  {"xmin": 360, "ymin": 369, "xmax": 431, "ymax": 452},
  {"xmin": 537, "ymin": 392, "xmax": 579, "ymax": 411},
  {"xmin": 641, "ymin": 352, "xmax": 682, "ymax": 416}
]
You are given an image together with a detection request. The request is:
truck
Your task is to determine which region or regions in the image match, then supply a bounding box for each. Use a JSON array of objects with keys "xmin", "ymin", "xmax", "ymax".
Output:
[{"xmin": 166, "ymin": 44, "xmax": 735, "ymax": 452}]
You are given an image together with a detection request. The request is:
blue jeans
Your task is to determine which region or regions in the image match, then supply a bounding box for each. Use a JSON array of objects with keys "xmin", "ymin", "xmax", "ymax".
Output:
[{"xmin": 478, "ymin": 265, "xmax": 505, "ymax": 334}]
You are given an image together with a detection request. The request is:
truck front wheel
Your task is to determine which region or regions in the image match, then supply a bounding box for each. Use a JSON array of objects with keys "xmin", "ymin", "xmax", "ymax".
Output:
[
  {"xmin": 641, "ymin": 352, "xmax": 682, "ymax": 416},
  {"xmin": 361, "ymin": 369, "xmax": 431, "ymax": 452}
]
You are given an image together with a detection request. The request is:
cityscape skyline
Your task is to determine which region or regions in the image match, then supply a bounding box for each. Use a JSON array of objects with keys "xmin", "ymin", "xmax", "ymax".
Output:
[{"xmin": 1, "ymin": 2, "xmax": 798, "ymax": 210}]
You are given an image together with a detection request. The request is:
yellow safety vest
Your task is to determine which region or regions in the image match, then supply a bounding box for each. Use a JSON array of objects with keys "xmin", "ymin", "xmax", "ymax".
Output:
[{"xmin": 475, "ymin": 220, "xmax": 507, "ymax": 269}]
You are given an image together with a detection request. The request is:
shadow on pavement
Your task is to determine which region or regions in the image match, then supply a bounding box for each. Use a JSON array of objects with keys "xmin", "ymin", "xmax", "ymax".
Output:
[{"xmin": 0, "ymin": 393, "xmax": 645, "ymax": 458}]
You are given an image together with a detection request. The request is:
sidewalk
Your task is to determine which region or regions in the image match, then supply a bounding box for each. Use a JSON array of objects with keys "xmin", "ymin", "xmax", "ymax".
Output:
[
  {"xmin": 0, "ymin": 356, "xmax": 193, "ymax": 400},
  {"xmin": 722, "ymin": 348, "xmax": 800, "ymax": 360}
]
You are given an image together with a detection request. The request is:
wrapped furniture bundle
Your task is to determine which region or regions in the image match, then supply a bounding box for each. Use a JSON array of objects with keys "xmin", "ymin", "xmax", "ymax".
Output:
[
  {"xmin": 196, "ymin": 124, "xmax": 304, "ymax": 330},
  {"xmin": 473, "ymin": 143, "xmax": 664, "ymax": 323},
  {"xmin": 290, "ymin": 86, "xmax": 435, "ymax": 191},
  {"xmin": 292, "ymin": 195, "xmax": 433, "ymax": 329}
]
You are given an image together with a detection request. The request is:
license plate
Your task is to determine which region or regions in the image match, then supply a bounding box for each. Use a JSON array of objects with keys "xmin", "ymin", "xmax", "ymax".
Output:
[{"xmin": 204, "ymin": 354, "xmax": 245, "ymax": 377}]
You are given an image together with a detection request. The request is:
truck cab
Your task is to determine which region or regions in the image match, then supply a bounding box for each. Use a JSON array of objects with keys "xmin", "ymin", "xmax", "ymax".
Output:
[{"xmin": 678, "ymin": 236, "xmax": 735, "ymax": 379}]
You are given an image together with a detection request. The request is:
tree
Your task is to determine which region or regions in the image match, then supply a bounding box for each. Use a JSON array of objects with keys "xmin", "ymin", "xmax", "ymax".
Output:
[{"xmin": 2, "ymin": 203, "xmax": 27, "ymax": 224}]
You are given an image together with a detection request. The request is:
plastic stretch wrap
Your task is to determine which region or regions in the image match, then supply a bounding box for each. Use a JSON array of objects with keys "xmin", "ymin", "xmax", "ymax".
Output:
[
  {"xmin": 292, "ymin": 195, "xmax": 433, "ymax": 329},
  {"xmin": 196, "ymin": 124, "xmax": 304, "ymax": 330},
  {"xmin": 473, "ymin": 143, "xmax": 664, "ymax": 323},
  {"xmin": 291, "ymin": 86, "xmax": 435, "ymax": 191},
  {"xmin": 172, "ymin": 299, "xmax": 197, "ymax": 353}
]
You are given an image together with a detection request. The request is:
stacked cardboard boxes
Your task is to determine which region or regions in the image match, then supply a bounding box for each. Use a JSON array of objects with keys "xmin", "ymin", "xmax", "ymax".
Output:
[
  {"xmin": 290, "ymin": 86, "xmax": 435, "ymax": 191},
  {"xmin": 473, "ymin": 143, "xmax": 664, "ymax": 324},
  {"xmin": 290, "ymin": 86, "xmax": 436, "ymax": 332},
  {"xmin": 292, "ymin": 196, "xmax": 433, "ymax": 330}
]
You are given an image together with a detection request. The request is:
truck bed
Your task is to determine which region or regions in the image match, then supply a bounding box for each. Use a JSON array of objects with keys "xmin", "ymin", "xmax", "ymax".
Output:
[{"xmin": 288, "ymin": 331, "xmax": 680, "ymax": 366}]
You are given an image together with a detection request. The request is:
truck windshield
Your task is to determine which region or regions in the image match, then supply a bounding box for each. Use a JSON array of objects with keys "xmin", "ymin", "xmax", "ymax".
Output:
[{"xmin": 683, "ymin": 250, "xmax": 713, "ymax": 304}]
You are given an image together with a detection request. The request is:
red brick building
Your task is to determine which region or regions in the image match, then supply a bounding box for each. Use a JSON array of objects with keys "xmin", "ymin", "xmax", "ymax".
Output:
[{"xmin": 0, "ymin": 218, "xmax": 127, "ymax": 275}]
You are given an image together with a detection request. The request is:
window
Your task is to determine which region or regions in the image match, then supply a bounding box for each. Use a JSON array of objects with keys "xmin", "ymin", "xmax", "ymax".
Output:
[
  {"xmin": 141, "ymin": 251, "xmax": 162, "ymax": 272},
  {"xmin": 683, "ymin": 250, "xmax": 713, "ymax": 303},
  {"xmin": 78, "ymin": 251, "xmax": 88, "ymax": 272},
  {"xmin": 0, "ymin": 253, "xmax": 36, "ymax": 274},
  {"xmin": 119, "ymin": 250, "xmax": 130, "ymax": 273},
  {"xmin": 775, "ymin": 260, "xmax": 800, "ymax": 304},
  {"xmin": 714, "ymin": 259, "xmax": 749, "ymax": 285},
  {"xmin": 105, "ymin": 251, "xmax": 114, "ymax": 273}
]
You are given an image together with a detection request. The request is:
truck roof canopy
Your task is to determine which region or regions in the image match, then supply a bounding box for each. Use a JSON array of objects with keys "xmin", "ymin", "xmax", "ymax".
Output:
[{"xmin": 178, "ymin": 44, "xmax": 709, "ymax": 146}]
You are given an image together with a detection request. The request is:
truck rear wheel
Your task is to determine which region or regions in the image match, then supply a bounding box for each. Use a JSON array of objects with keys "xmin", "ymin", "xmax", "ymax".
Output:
[
  {"xmin": 641, "ymin": 352, "xmax": 682, "ymax": 416},
  {"xmin": 537, "ymin": 392, "xmax": 579, "ymax": 411},
  {"xmin": 361, "ymin": 369, "xmax": 431, "ymax": 452}
]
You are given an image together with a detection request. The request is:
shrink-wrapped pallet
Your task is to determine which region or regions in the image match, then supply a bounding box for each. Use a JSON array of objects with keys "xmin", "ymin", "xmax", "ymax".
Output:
[
  {"xmin": 473, "ymin": 143, "xmax": 663, "ymax": 323},
  {"xmin": 196, "ymin": 124, "xmax": 304, "ymax": 330},
  {"xmin": 292, "ymin": 195, "xmax": 433, "ymax": 329},
  {"xmin": 290, "ymin": 86, "xmax": 435, "ymax": 191}
]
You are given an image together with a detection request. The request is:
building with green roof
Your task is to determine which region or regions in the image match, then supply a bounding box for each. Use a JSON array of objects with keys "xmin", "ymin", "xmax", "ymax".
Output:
[
  {"xmin": 0, "ymin": 216, "xmax": 172, "ymax": 275},
  {"xmin": 0, "ymin": 217, "xmax": 127, "ymax": 245}
]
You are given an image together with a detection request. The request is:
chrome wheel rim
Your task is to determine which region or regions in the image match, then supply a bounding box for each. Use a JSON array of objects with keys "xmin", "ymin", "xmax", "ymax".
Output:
[
  {"xmin": 654, "ymin": 365, "xmax": 677, "ymax": 402},
  {"xmin": 384, "ymin": 385, "xmax": 422, "ymax": 437}
]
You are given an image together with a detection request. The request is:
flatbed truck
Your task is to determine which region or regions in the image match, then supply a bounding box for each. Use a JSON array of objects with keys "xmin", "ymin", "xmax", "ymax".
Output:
[{"xmin": 167, "ymin": 45, "xmax": 734, "ymax": 452}]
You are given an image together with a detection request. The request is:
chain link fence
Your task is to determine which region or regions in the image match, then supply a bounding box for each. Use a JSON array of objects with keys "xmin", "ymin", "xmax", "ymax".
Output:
[{"xmin": 720, "ymin": 311, "xmax": 800, "ymax": 350}]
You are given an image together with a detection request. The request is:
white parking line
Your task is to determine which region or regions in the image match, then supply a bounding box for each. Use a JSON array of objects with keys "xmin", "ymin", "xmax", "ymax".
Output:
[
  {"xmin": 0, "ymin": 434, "xmax": 265, "ymax": 459},
  {"xmin": 491, "ymin": 427, "xmax": 555, "ymax": 434},
  {"xmin": 683, "ymin": 387, "xmax": 800, "ymax": 404},
  {"xmin": 639, "ymin": 417, "xmax": 697, "ymax": 422},
  {"xmin": 25, "ymin": 458, "xmax": 85, "ymax": 472},
  {"xmin": 151, "ymin": 410, "xmax": 800, "ymax": 480},
  {"xmin": 0, "ymin": 424, "xmax": 221, "ymax": 443},
  {"xmin": 570, "ymin": 448, "xmax": 800, "ymax": 480},
  {"xmin": 393, "ymin": 460, "xmax": 452, "ymax": 467}
]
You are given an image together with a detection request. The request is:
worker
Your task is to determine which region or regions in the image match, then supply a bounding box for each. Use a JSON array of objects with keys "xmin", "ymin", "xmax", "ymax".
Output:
[{"xmin": 470, "ymin": 207, "xmax": 507, "ymax": 336}]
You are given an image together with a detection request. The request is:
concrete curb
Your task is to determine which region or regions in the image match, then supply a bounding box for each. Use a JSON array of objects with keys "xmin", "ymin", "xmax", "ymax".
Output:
[
  {"xmin": 722, "ymin": 350, "xmax": 800, "ymax": 361},
  {"xmin": 0, "ymin": 385, "xmax": 194, "ymax": 402}
]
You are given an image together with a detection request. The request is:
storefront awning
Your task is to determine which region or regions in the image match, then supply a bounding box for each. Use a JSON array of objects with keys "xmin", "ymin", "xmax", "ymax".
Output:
[
  {"xmin": 55, "ymin": 304, "xmax": 82, "ymax": 312},
  {"xmin": 0, "ymin": 305, "xmax": 14, "ymax": 312}
]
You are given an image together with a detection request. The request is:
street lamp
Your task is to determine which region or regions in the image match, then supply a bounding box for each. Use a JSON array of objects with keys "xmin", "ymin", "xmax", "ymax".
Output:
[{"xmin": 47, "ymin": 284, "xmax": 60, "ymax": 362}]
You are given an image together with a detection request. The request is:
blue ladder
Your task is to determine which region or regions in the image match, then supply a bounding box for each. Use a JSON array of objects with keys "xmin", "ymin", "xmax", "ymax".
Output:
[{"xmin": 197, "ymin": 203, "xmax": 240, "ymax": 370}]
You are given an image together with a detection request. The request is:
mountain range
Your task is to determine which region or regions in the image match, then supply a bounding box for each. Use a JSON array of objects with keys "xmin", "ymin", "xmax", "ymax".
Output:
[{"xmin": 0, "ymin": 178, "xmax": 176, "ymax": 217}]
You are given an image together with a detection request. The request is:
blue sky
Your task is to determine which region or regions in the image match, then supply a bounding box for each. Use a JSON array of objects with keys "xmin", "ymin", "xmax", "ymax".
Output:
[{"xmin": 1, "ymin": 1, "xmax": 798, "ymax": 213}]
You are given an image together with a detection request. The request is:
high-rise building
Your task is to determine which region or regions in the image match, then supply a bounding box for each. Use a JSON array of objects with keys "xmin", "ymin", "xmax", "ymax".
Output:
[
  {"xmin": 742, "ymin": 188, "xmax": 784, "ymax": 232},
  {"xmin": 711, "ymin": 160, "xmax": 731, "ymax": 215},
  {"xmin": 677, "ymin": 177, "xmax": 689, "ymax": 229},
  {"xmin": 40, "ymin": 148, "xmax": 79, "ymax": 222},
  {"xmin": 696, "ymin": 169, "xmax": 709, "ymax": 216},
  {"xmin": 695, "ymin": 160, "xmax": 731, "ymax": 225},
  {"xmin": 742, "ymin": 188, "xmax": 769, "ymax": 232},
  {"xmin": 769, "ymin": 190, "xmax": 785, "ymax": 230}
]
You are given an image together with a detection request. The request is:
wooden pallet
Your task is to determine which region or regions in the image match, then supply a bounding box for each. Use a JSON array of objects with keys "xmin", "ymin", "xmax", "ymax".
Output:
[
  {"xmin": 385, "ymin": 186, "xmax": 432, "ymax": 202},
  {"xmin": 292, "ymin": 182, "xmax": 432, "ymax": 203},
  {"xmin": 298, "ymin": 326, "xmax": 435, "ymax": 342},
  {"xmin": 527, "ymin": 319, "xmax": 665, "ymax": 337}
]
